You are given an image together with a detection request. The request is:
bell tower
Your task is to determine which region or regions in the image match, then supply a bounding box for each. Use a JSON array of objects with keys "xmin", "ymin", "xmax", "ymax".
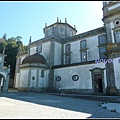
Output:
[{"xmin": 102, "ymin": 1, "xmax": 120, "ymax": 95}]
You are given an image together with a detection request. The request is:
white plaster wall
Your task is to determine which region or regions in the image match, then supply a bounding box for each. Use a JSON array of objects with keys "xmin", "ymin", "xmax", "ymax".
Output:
[
  {"xmin": 30, "ymin": 46, "xmax": 36, "ymax": 55},
  {"xmin": 41, "ymin": 42, "xmax": 51, "ymax": 61},
  {"xmin": 66, "ymin": 26, "xmax": 76, "ymax": 36},
  {"xmin": 15, "ymin": 73, "xmax": 20, "ymax": 88},
  {"xmin": 38, "ymin": 70, "xmax": 47, "ymax": 88},
  {"xmin": 15, "ymin": 55, "xmax": 27, "ymax": 88},
  {"xmin": 54, "ymin": 42, "xmax": 62, "ymax": 65},
  {"xmin": 64, "ymin": 35, "xmax": 100, "ymax": 64},
  {"xmin": 113, "ymin": 57, "xmax": 120, "ymax": 89},
  {"xmin": 19, "ymin": 70, "xmax": 29, "ymax": 87},
  {"xmin": 46, "ymin": 70, "xmax": 49, "ymax": 87},
  {"xmin": 86, "ymin": 36, "xmax": 100, "ymax": 61},
  {"xmin": 54, "ymin": 63, "xmax": 106, "ymax": 90},
  {"xmin": 108, "ymin": 3, "xmax": 120, "ymax": 10},
  {"xmin": 30, "ymin": 69, "xmax": 37, "ymax": 88}
]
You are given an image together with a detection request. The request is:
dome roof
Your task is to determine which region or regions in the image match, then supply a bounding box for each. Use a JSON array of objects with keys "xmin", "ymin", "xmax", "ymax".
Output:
[{"xmin": 22, "ymin": 53, "xmax": 46, "ymax": 64}]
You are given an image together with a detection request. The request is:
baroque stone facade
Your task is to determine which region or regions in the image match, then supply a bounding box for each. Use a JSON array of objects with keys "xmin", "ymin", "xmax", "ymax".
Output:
[{"xmin": 14, "ymin": 1, "xmax": 120, "ymax": 95}]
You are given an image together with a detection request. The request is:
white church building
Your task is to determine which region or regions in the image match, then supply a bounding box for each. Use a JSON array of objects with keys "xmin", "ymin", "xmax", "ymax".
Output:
[{"xmin": 14, "ymin": 1, "xmax": 120, "ymax": 95}]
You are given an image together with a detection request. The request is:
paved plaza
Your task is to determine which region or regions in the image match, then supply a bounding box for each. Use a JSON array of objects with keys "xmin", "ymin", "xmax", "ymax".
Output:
[{"xmin": 0, "ymin": 92, "xmax": 120, "ymax": 119}]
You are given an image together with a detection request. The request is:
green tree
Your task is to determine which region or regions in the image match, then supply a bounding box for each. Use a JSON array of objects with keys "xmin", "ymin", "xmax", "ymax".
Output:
[{"xmin": 1, "ymin": 36, "xmax": 28, "ymax": 84}]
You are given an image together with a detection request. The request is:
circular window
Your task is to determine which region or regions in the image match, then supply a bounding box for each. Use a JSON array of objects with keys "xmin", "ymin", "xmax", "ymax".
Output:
[
  {"xmin": 32, "ymin": 76, "xmax": 35, "ymax": 80},
  {"xmin": 114, "ymin": 20, "xmax": 120, "ymax": 26},
  {"xmin": 72, "ymin": 75, "xmax": 79, "ymax": 81},
  {"xmin": 60, "ymin": 27, "xmax": 64, "ymax": 32},
  {"xmin": 116, "ymin": 21, "xmax": 119, "ymax": 25},
  {"xmin": 56, "ymin": 76, "xmax": 61, "ymax": 82}
]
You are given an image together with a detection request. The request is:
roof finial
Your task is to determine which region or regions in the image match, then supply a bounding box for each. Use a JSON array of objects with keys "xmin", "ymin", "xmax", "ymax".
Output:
[
  {"xmin": 74, "ymin": 25, "xmax": 76, "ymax": 29},
  {"xmin": 29, "ymin": 36, "xmax": 31, "ymax": 43},
  {"xmin": 45, "ymin": 23, "xmax": 47, "ymax": 27},
  {"xmin": 36, "ymin": 46, "xmax": 38, "ymax": 53},
  {"xmin": 57, "ymin": 17, "xmax": 59, "ymax": 22},
  {"xmin": 65, "ymin": 18, "xmax": 67, "ymax": 23}
]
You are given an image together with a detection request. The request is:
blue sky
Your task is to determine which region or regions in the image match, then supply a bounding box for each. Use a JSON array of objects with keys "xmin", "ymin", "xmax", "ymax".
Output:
[{"xmin": 0, "ymin": 1, "xmax": 103, "ymax": 45}]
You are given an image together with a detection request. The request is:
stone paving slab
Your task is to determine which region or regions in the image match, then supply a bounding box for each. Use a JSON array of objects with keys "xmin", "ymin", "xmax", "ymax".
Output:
[{"xmin": 102, "ymin": 103, "xmax": 120, "ymax": 113}]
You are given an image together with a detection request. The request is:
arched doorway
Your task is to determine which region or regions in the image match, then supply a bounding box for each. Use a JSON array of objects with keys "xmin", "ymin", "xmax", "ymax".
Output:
[{"xmin": 0, "ymin": 74, "xmax": 5, "ymax": 92}]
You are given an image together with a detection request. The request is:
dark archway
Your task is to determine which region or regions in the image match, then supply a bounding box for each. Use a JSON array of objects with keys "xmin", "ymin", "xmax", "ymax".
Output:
[{"xmin": 0, "ymin": 73, "xmax": 5, "ymax": 92}]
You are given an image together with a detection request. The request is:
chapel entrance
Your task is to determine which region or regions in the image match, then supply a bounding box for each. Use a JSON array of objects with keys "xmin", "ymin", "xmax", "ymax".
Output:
[{"xmin": 94, "ymin": 74, "xmax": 103, "ymax": 93}]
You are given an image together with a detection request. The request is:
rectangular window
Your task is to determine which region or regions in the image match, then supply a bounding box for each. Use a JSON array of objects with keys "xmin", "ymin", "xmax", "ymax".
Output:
[
  {"xmin": 98, "ymin": 35, "xmax": 107, "ymax": 45},
  {"xmin": 41, "ymin": 70, "xmax": 44, "ymax": 78},
  {"xmin": 81, "ymin": 51, "xmax": 87, "ymax": 62},
  {"xmin": 38, "ymin": 44, "xmax": 42, "ymax": 53},
  {"xmin": 65, "ymin": 55, "xmax": 71, "ymax": 64},
  {"xmin": 115, "ymin": 30, "xmax": 120, "ymax": 43},
  {"xmin": 65, "ymin": 44, "xmax": 71, "ymax": 53},
  {"xmin": 99, "ymin": 46, "xmax": 107, "ymax": 59},
  {"xmin": 80, "ymin": 40, "xmax": 87, "ymax": 49}
]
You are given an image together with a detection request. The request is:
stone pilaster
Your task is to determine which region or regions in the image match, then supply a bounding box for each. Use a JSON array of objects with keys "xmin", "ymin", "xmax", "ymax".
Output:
[
  {"xmin": 36, "ymin": 68, "xmax": 39, "ymax": 91},
  {"xmin": 105, "ymin": 62, "xmax": 118, "ymax": 95},
  {"xmin": 104, "ymin": 22, "xmax": 113, "ymax": 43},
  {"xmin": 61, "ymin": 43, "xmax": 64, "ymax": 65},
  {"xmin": 28, "ymin": 69, "xmax": 31, "ymax": 91},
  {"xmin": 47, "ymin": 40, "xmax": 55, "ymax": 92}
]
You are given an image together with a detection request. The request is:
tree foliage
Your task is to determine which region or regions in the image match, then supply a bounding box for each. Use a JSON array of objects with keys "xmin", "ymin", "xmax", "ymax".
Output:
[{"xmin": 0, "ymin": 34, "xmax": 28, "ymax": 78}]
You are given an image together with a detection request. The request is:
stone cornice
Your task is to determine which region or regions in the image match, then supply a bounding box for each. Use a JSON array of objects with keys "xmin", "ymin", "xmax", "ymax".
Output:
[
  {"xmin": 103, "ymin": 7, "xmax": 120, "ymax": 21},
  {"xmin": 52, "ymin": 60, "xmax": 95, "ymax": 69},
  {"xmin": 29, "ymin": 35, "xmax": 62, "ymax": 47},
  {"xmin": 20, "ymin": 63, "xmax": 47, "ymax": 69},
  {"xmin": 63, "ymin": 26, "xmax": 105, "ymax": 44},
  {"xmin": 44, "ymin": 22, "xmax": 77, "ymax": 32},
  {"xmin": 103, "ymin": 1, "xmax": 119, "ymax": 8}
]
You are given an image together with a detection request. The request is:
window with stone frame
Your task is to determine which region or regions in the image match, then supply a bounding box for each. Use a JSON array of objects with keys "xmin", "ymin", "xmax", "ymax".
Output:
[
  {"xmin": 99, "ymin": 46, "xmax": 107, "ymax": 59},
  {"xmin": 81, "ymin": 51, "xmax": 87, "ymax": 62},
  {"xmin": 98, "ymin": 34, "xmax": 107, "ymax": 45},
  {"xmin": 80, "ymin": 40, "xmax": 87, "ymax": 62},
  {"xmin": 65, "ymin": 44, "xmax": 71, "ymax": 64},
  {"xmin": 98, "ymin": 34, "xmax": 107, "ymax": 59},
  {"xmin": 65, "ymin": 54, "xmax": 71, "ymax": 64},
  {"xmin": 38, "ymin": 44, "xmax": 42, "ymax": 53},
  {"xmin": 65, "ymin": 44, "xmax": 71, "ymax": 53},
  {"xmin": 80, "ymin": 40, "xmax": 87, "ymax": 49},
  {"xmin": 114, "ymin": 30, "xmax": 120, "ymax": 43},
  {"xmin": 41, "ymin": 70, "xmax": 44, "ymax": 78}
]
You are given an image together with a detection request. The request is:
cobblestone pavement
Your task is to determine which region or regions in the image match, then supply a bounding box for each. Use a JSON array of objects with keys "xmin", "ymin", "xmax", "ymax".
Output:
[{"xmin": 0, "ymin": 92, "xmax": 120, "ymax": 119}]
